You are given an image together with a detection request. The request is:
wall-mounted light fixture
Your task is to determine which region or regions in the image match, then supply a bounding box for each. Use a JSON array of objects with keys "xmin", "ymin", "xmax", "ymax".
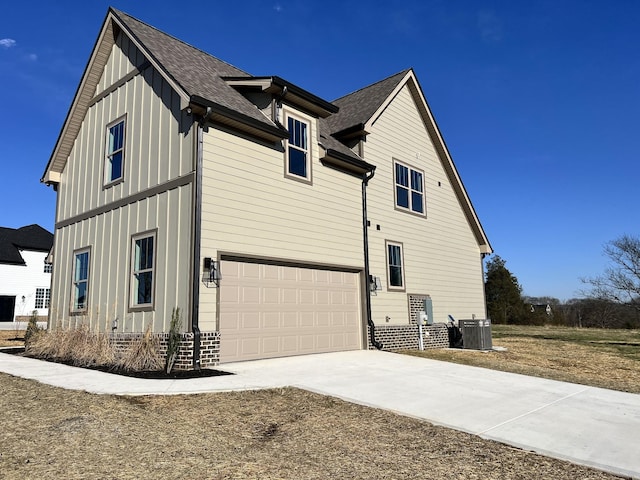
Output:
[
  {"xmin": 203, "ymin": 257, "xmax": 221, "ymax": 287},
  {"xmin": 369, "ymin": 275, "xmax": 382, "ymax": 295}
]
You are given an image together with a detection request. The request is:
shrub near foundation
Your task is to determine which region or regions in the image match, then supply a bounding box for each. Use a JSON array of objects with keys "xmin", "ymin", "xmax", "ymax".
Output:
[
  {"xmin": 26, "ymin": 325, "xmax": 116, "ymax": 368},
  {"xmin": 118, "ymin": 325, "xmax": 163, "ymax": 372},
  {"xmin": 26, "ymin": 323, "xmax": 163, "ymax": 372}
]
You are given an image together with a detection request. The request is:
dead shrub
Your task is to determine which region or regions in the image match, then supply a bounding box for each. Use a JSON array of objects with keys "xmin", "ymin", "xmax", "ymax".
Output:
[
  {"xmin": 26, "ymin": 323, "xmax": 164, "ymax": 372},
  {"xmin": 116, "ymin": 325, "xmax": 163, "ymax": 372},
  {"xmin": 26, "ymin": 325, "xmax": 116, "ymax": 368}
]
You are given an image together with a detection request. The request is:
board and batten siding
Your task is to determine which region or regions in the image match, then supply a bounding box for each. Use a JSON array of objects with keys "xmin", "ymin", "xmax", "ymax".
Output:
[
  {"xmin": 365, "ymin": 84, "xmax": 486, "ymax": 325},
  {"xmin": 50, "ymin": 32, "xmax": 195, "ymax": 332},
  {"xmin": 55, "ymin": 31, "xmax": 194, "ymax": 222},
  {"xmin": 198, "ymin": 116, "xmax": 365, "ymax": 332},
  {"xmin": 50, "ymin": 184, "xmax": 193, "ymax": 332}
]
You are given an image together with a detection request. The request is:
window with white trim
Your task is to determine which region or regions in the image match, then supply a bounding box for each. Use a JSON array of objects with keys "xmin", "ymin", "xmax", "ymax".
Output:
[
  {"xmin": 44, "ymin": 262, "xmax": 52, "ymax": 273},
  {"xmin": 386, "ymin": 241, "xmax": 405, "ymax": 290},
  {"xmin": 105, "ymin": 117, "xmax": 126, "ymax": 185},
  {"xmin": 35, "ymin": 288, "xmax": 50, "ymax": 309},
  {"xmin": 130, "ymin": 231, "xmax": 155, "ymax": 308},
  {"xmin": 286, "ymin": 114, "xmax": 310, "ymax": 180},
  {"xmin": 394, "ymin": 160, "xmax": 425, "ymax": 215},
  {"xmin": 72, "ymin": 248, "xmax": 90, "ymax": 312}
]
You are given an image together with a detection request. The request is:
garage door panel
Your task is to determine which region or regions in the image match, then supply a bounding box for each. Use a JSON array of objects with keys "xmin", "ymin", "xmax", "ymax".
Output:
[
  {"xmin": 242, "ymin": 286, "xmax": 260, "ymax": 303},
  {"xmin": 282, "ymin": 336, "xmax": 299, "ymax": 352},
  {"xmin": 242, "ymin": 312, "xmax": 260, "ymax": 329},
  {"xmin": 220, "ymin": 260, "xmax": 362, "ymax": 363},
  {"xmin": 262, "ymin": 337, "xmax": 280, "ymax": 354},
  {"xmin": 263, "ymin": 312, "xmax": 279, "ymax": 328}
]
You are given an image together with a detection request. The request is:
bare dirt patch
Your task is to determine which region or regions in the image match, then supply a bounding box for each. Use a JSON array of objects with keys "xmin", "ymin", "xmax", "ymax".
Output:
[{"xmin": 0, "ymin": 373, "xmax": 621, "ymax": 479}]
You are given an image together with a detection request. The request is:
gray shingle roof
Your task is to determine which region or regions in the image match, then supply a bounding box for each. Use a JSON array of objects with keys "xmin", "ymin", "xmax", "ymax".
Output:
[
  {"xmin": 0, "ymin": 225, "xmax": 53, "ymax": 265},
  {"xmin": 111, "ymin": 8, "xmax": 278, "ymax": 130},
  {"xmin": 325, "ymin": 69, "xmax": 410, "ymax": 135}
]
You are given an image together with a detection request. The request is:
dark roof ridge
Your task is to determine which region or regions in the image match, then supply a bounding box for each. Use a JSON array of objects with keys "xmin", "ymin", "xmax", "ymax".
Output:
[
  {"xmin": 110, "ymin": 8, "xmax": 252, "ymax": 77},
  {"xmin": 332, "ymin": 68, "xmax": 411, "ymax": 103}
]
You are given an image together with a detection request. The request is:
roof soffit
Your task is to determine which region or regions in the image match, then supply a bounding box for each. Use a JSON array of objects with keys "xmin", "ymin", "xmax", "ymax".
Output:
[{"xmin": 42, "ymin": 11, "xmax": 118, "ymax": 183}]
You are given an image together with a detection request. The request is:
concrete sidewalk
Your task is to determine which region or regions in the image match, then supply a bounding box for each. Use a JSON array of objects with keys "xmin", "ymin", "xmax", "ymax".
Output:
[{"xmin": 1, "ymin": 349, "xmax": 638, "ymax": 478}]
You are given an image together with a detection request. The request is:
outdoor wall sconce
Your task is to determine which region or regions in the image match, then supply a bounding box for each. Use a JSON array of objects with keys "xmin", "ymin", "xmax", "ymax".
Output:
[
  {"xmin": 203, "ymin": 257, "xmax": 221, "ymax": 288},
  {"xmin": 369, "ymin": 275, "xmax": 382, "ymax": 295}
]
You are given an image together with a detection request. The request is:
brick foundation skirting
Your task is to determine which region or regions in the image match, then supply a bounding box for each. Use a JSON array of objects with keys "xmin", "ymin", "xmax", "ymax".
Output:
[
  {"xmin": 367, "ymin": 323, "xmax": 449, "ymax": 350},
  {"xmin": 110, "ymin": 331, "xmax": 220, "ymax": 370}
]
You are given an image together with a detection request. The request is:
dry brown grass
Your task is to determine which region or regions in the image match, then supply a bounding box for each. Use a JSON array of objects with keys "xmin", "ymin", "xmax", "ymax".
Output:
[
  {"xmin": 0, "ymin": 330, "xmax": 24, "ymax": 348},
  {"xmin": 26, "ymin": 325, "xmax": 116, "ymax": 368},
  {"xmin": 403, "ymin": 325, "xmax": 640, "ymax": 394},
  {"xmin": 118, "ymin": 325, "xmax": 163, "ymax": 371},
  {"xmin": 0, "ymin": 373, "xmax": 621, "ymax": 480}
]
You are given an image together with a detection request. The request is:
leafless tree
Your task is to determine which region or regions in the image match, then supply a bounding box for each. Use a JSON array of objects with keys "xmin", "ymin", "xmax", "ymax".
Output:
[{"xmin": 582, "ymin": 234, "xmax": 640, "ymax": 310}]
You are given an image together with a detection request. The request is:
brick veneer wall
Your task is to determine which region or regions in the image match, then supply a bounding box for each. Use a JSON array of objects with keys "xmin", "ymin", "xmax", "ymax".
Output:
[
  {"xmin": 367, "ymin": 323, "xmax": 449, "ymax": 351},
  {"xmin": 110, "ymin": 331, "xmax": 220, "ymax": 370}
]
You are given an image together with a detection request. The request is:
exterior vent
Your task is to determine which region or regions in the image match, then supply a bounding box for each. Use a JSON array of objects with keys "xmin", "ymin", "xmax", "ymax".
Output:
[{"xmin": 459, "ymin": 319, "xmax": 493, "ymax": 350}]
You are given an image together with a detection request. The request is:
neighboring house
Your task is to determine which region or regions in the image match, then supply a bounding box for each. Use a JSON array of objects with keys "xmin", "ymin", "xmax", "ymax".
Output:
[
  {"xmin": 41, "ymin": 8, "xmax": 492, "ymax": 368},
  {"xmin": 531, "ymin": 304, "xmax": 553, "ymax": 316},
  {"xmin": 0, "ymin": 225, "xmax": 53, "ymax": 323}
]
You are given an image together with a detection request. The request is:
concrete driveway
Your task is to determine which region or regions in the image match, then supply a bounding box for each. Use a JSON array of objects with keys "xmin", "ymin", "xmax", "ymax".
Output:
[{"xmin": 1, "ymin": 349, "xmax": 638, "ymax": 478}]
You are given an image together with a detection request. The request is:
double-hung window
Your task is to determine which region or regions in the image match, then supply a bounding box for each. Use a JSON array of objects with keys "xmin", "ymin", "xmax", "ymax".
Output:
[
  {"xmin": 72, "ymin": 248, "xmax": 90, "ymax": 312},
  {"xmin": 394, "ymin": 160, "xmax": 425, "ymax": 215},
  {"xmin": 35, "ymin": 288, "xmax": 50, "ymax": 309},
  {"xmin": 286, "ymin": 114, "xmax": 310, "ymax": 181},
  {"xmin": 130, "ymin": 231, "xmax": 156, "ymax": 309},
  {"xmin": 386, "ymin": 241, "xmax": 405, "ymax": 290},
  {"xmin": 105, "ymin": 116, "xmax": 126, "ymax": 185}
]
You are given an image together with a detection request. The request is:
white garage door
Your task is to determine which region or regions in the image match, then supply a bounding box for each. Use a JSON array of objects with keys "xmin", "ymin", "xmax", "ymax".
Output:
[{"xmin": 219, "ymin": 260, "xmax": 362, "ymax": 363}]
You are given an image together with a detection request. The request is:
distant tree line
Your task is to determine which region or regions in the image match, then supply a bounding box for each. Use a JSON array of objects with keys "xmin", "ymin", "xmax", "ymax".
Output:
[{"xmin": 484, "ymin": 235, "xmax": 640, "ymax": 329}]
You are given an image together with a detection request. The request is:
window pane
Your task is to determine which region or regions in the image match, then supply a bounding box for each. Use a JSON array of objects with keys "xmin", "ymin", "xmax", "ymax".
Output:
[
  {"xmin": 389, "ymin": 266, "xmax": 403, "ymax": 287},
  {"xmin": 110, "ymin": 151, "xmax": 123, "ymax": 181},
  {"xmin": 75, "ymin": 282, "xmax": 87, "ymax": 309},
  {"xmin": 395, "ymin": 163, "xmax": 409, "ymax": 187},
  {"xmin": 288, "ymin": 148, "xmax": 307, "ymax": 177},
  {"xmin": 411, "ymin": 170, "xmax": 423, "ymax": 192},
  {"xmin": 411, "ymin": 192, "xmax": 424, "ymax": 213},
  {"xmin": 299, "ymin": 121, "xmax": 307, "ymax": 150},
  {"xmin": 135, "ymin": 237, "xmax": 152, "ymax": 270},
  {"xmin": 136, "ymin": 272, "xmax": 153, "ymax": 304},
  {"xmin": 396, "ymin": 186, "xmax": 409, "ymax": 208},
  {"xmin": 109, "ymin": 121, "xmax": 124, "ymax": 151},
  {"xmin": 75, "ymin": 252, "xmax": 88, "ymax": 281}
]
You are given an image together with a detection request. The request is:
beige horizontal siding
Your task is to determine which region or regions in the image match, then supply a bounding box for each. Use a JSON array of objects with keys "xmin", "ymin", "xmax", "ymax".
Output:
[
  {"xmin": 198, "ymin": 118, "xmax": 365, "ymax": 331},
  {"xmin": 366, "ymin": 85, "xmax": 486, "ymax": 325}
]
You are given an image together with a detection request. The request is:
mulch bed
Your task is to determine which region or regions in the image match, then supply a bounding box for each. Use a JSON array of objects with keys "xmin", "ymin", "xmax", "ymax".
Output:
[{"xmin": 5, "ymin": 348, "xmax": 232, "ymax": 379}]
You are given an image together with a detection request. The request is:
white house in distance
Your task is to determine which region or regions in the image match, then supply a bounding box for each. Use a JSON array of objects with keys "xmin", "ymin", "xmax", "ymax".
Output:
[
  {"xmin": 0, "ymin": 225, "xmax": 53, "ymax": 324},
  {"xmin": 41, "ymin": 8, "xmax": 492, "ymax": 369}
]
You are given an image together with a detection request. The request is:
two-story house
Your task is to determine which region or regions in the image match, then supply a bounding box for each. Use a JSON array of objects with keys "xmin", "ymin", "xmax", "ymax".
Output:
[
  {"xmin": 0, "ymin": 224, "xmax": 53, "ymax": 324},
  {"xmin": 41, "ymin": 8, "xmax": 491, "ymax": 368}
]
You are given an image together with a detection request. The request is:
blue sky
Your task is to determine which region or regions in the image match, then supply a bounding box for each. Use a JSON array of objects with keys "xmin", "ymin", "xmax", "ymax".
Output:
[{"xmin": 1, "ymin": 1, "xmax": 638, "ymax": 301}]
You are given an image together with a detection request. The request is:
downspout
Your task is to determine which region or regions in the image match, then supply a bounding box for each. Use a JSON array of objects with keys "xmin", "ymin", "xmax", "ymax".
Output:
[
  {"xmin": 363, "ymin": 168, "xmax": 383, "ymax": 350},
  {"xmin": 191, "ymin": 107, "xmax": 212, "ymax": 370}
]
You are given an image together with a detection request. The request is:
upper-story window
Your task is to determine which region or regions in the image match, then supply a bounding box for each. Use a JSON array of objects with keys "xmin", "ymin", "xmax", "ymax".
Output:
[
  {"xmin": 105, "ymin": 116, "xmax": 126, "ymax": 186},
  {"xmin": 394, "ymin": 160, "xmax": 425, "ymax": 215},
  {"xmin": 285, "ymin": 114, "xmax": 311, "ymax": 182},
  {"xmin": 44, "ymin": 262, "xmax": 52, "ymax": 273}
]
